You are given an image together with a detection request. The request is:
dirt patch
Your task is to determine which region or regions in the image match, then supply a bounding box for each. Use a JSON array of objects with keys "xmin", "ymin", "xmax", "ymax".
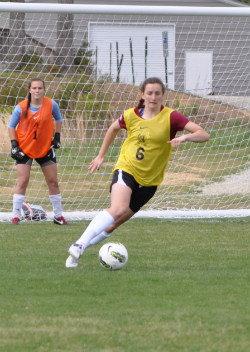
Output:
[
  {"xmin": 201, "ymin": 168, "xmax": 250, "ymax": 195},
  {"xmin": 162, "ymin": 171, "xmax": 203, "ymax": 185},
  {"xmin": 0, "ymin": 114, "xmax": 11, "ymax": 153}
]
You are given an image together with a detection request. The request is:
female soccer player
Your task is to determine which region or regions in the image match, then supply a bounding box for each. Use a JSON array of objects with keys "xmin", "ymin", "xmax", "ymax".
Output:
[
  {"xmin": 66, "ymin": 77, "xmax": 209, "ymax": 267},
  {"xmin": 8, "ymin": 78, "xmax": 68, "ymax": 225}
]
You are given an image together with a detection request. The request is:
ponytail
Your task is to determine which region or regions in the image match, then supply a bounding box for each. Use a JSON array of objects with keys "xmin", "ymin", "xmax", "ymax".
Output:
[
  {"xmin": 138, "ymin": 98, "xmax": 145, "ymax": 108},
  {"xmin": 23, "ymin": 92, "xmax": 31, "ymax": 119}
]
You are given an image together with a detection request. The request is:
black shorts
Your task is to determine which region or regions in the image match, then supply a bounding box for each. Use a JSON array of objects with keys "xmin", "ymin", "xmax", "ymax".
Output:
[
  {"xmin": 16, "ymin": 148, "xmax": 56, "ymax": 167},
  {"xmin": 110, "ymin": 170, "xmax": 157, "ymax": 213}
]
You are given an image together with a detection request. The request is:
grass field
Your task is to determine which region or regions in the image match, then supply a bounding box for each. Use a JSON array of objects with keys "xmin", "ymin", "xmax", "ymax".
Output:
[{"xmin": 0, "ymin": 218, "xmax": 249, "ymax": 352}]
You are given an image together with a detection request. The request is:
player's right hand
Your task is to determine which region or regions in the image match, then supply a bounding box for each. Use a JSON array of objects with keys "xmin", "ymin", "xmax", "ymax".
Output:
[{"xmin": 11, "ymin": 140, "xmax": 24, "ymax": 161}]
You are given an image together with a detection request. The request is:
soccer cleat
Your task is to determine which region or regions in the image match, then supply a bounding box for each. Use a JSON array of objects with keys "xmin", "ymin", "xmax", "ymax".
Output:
[
  {"xmin": 65, "ymin": 255, "xmax": 79, "ymax": 268},
  {"xmin": 65, "ymin": 243, "xmax": 83, "ymax": 268},
  {"xmin": 12, "ymin": 217, "xmax": 20, "ymax": 225},
  {"xmin": 53, "ymin": 216, "xmax": 69, "ymax": 225}
]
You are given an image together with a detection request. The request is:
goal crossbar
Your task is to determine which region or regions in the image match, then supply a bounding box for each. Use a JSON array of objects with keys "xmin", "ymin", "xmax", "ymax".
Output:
[{"xmin": 0, "ymin": 2, "xmax": 250, "ymax": 16}]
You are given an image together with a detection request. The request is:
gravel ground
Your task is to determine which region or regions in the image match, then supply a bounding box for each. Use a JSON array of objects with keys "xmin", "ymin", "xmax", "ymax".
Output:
[
  {"xmin": 202, "ymin": 168, "xmax": 250, "ymax": 195},
  {"xmin": 202, "ymin": 95, "xmax": 250, "ymax": 195}
]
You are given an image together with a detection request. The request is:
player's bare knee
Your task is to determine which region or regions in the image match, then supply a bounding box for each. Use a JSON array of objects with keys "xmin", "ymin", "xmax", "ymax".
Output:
[
  {"xmin": 47, "ymin": 179, "xmax": 59, "ymax": 193},
  {"xmin": 17, "ymin": 178, "xmax": 29, "ymax": 190},
  {"xmin": 109, "ymin": 206, "xmax": 130, "ymax": 220}
]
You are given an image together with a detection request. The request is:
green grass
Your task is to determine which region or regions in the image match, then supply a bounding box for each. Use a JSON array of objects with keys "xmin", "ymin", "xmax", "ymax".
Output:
[{"xmin": 0, "ymin": 218, "xmax": 249, "ymax": 352}]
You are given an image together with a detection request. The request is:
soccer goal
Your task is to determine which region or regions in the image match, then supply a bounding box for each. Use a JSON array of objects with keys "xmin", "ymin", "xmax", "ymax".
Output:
[{"xmin": 0, "ymin": 3, "xmax": 249, "ymax": 220}]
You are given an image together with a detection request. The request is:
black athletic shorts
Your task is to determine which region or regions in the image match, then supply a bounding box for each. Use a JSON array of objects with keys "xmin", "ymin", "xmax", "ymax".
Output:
[
  {"xmin": 16, "ymin": 148, "xmax": 56, "ymax": 167},
  {"xmin": 110, "ymin": 169, "xmax": 157, "ymax": 213}
]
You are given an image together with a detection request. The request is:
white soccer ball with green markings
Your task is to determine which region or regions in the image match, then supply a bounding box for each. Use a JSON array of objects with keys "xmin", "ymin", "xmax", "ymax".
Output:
[{"xmin": 98, "ymin": 242, "xmax": 128, "ymax": 270}]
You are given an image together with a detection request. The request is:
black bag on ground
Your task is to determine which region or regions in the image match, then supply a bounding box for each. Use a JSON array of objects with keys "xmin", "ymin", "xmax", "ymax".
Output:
[{"xmin": 22, "ymin": 202, "xmax": 47, "ymax": 221}]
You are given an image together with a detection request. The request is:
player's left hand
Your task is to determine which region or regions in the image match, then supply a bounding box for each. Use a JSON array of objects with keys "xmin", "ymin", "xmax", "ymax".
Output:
[
  {"xmin": 51, "ymin": 132, "xmax": 61, "ymax": 149},
  {"xmin": 88, "ymin": 156, "xmax": 104, "ymax": 174}
]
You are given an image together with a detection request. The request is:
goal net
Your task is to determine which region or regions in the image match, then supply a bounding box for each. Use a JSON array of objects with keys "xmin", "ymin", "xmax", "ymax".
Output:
[{"xmin": 0, "ymin": 3, "xmax": 249, "ymax": 220}]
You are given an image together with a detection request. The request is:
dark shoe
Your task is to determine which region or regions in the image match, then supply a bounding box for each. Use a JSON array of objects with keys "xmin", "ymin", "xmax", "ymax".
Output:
[{"xmin": 53, "ymin": 216, "xmax": 69, "ymax": 225}]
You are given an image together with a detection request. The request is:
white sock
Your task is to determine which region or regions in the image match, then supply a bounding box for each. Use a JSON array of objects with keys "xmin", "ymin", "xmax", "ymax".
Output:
[
  {"xmin": 13, "ymin": 194, "xmax": 25, "ymax": 218},
  {"xmin": 49, "ymin": 194, "xmax": 62, "ymax": 218},
  {"xmin": 76, "ymin": 211, "xmax": 114, "ymax": 250},
  {"xmin": 88, "ymin": 231, "xmax": 111, "ymax": 247}
]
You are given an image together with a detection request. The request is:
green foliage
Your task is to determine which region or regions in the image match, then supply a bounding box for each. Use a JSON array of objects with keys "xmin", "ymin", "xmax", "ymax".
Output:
[
  {"xmin": 0, "ymin": 218, "xmax": 249, "ymax": 351},
  {"xmin": 17, "ymin": 50, "xmax": 44, "ymax": 72},
  {"xmin": 0, "ymin": 78, "xmax": 27, "ymax": 106},
  {"xmin": 53, "ymin": 76, "xmax": 110, "ymax": 122},
  {"xmin": 43, "ymin": 63, "xmax": 61, "ymax": 75},
  {"xmin": 73, "ymin": 42, "xmax": 94, "ymax": 74},
  {"xmin": 0, "ymin": 105, "xmax": 13, "ymax": 114}
]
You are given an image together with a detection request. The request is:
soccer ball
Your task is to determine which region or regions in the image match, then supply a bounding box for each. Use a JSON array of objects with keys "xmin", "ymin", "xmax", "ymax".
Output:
[{"xmin": 98, "ymin": 242, "xmax": 128, "ymax": 270}]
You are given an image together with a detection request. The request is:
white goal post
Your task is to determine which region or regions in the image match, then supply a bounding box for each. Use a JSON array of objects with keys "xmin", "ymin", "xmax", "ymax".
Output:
[{"xmin": 0, "ymin": 2, "xmax": 249, "ymax": 220}]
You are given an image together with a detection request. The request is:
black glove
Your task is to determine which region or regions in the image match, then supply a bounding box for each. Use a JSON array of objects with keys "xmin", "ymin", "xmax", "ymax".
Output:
[
  {"xmin": 11, "ymin": 140, "xmax": 24, "ymax": 161},
  {"xmin": 51, "ymin": 132, "xmax": 61, "ymax": 149}
]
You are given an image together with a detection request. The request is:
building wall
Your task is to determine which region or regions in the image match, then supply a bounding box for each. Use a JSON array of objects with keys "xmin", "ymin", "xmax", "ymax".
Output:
[{"xmin": 1, "ymin": 1, "xmax": 249, "ymax": 95}]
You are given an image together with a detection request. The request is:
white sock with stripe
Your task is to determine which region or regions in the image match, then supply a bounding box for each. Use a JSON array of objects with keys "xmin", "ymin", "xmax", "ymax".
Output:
[
  {"xmin": 49, "ymin": 194, "xmax": 62, "ymax": 218},
  {"xmin": 13, "ymin": 194, "xmax": 25, "ymax": 218},
  {"xmin": 76, "ymin": 210, "xmax": 114, "ymax": 250}
]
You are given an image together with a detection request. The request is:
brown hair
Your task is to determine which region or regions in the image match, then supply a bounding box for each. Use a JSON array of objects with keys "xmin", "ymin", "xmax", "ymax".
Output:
[
  {"xmin": 23, "ymin": 78, "xmax": 45, "ymax": 119},
  {"xmin": 138, "ymin": 77, "xmax": 165, "ymax": 108}
]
